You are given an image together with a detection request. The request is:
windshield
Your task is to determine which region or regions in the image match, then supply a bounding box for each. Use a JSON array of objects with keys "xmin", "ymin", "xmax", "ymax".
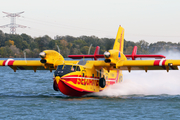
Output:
[
  {"xmin": 54, "ymin": 65, "xmax": 80, "ymax": 77},
  {"xmin": 57, "ymin": 65, "xmax": 80, "ymax": 72},
  {"xmin": 57, "ymin": 65, "xmax": 63, "ymax": 70}
]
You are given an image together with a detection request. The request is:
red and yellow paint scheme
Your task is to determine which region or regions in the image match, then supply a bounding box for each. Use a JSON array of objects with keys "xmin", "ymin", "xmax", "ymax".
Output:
[{"xmin": 0, "ymin": 26, "xmax": 180, "ymax": 97}]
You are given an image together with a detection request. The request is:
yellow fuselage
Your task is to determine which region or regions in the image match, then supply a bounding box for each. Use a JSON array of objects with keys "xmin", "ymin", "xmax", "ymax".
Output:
[{"xmin": 54, "ymin": 60, "xmax": 123, "ymax": 96}]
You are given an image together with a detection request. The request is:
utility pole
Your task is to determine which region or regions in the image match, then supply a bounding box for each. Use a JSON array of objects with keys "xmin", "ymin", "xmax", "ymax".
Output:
[{"xmin": 0, "ymin": 11, "xmax": 27, "ymax": 34}]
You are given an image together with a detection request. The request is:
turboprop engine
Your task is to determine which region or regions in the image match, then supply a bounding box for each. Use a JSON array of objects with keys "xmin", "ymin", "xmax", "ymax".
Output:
[
  {"xmin": 39, "ymin": 50, "xmax": 64, "ymax": 70},
  {"xmin": 104, "ymin": 50, "xmax": 127, "ymax": 64}
]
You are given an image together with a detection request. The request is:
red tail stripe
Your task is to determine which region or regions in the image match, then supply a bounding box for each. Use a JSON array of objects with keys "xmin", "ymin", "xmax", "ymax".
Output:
[{"xmin": 119, "ymin": 30, "xmax": 124, "ymax": 52}]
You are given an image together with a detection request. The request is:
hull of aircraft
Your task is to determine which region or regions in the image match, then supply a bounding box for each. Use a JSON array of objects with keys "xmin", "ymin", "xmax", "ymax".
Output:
[
  {"xmin": 54, "ymin": 69, "xmax": 123, "ymax": 97},
  {"xmin": 57, "ymin": 80, "xmax": 93, "ymax": 97}
]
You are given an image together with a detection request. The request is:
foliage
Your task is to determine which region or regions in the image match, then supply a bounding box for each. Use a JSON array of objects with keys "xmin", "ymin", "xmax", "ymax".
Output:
[{"xmin": 0, "ymin": 30, "xmax": 179, "ymax": 58}]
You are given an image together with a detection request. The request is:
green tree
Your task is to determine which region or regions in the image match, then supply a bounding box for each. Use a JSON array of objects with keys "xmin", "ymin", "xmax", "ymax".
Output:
[
  {"xmin": 0, "ymin": 46, "xmax": 12, "ymax": 57},
  {"xmin": 8, "ymin": 34, "xmax": 24, "ymax": 50},
  {"xmin": 30, "ymin": 42, "xmax": 38, "ymax": 51},
  {"xmin": 0, "ymin": 30, "xmax": 6, "ymax": 47},
  {"xmin": 35, "ymin": 35, "xmax": 52, "ymax": 51},
  {"xmin": 124, "ymin": 40, "xmax": 136, "ymax": 54},
  {"xmin": 22, "ymin": 41, "xmax": 30, "ymax": 50},
  {"xmin": 48, "ymin": 40, "xmax": 56, "ymax": 49},
  {"xmin": 80, "ymin": 46, "xmax": 89, "ymax": 54},
  {"xmin": 21, "ymin": 33, "xmax": 33, "ymax": 44},
  {"xmin": 136, "ymin": 40, "xmax": 149, "ymax": 54},
  {"xmin": 5, "ymin": 40, "xmax": 14, "ymax": 46}
]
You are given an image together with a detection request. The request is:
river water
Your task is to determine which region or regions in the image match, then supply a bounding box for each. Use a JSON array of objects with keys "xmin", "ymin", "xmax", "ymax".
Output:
[{"xmin": 1, "ymin": 59, "xmax": 180, "ymax": 119}]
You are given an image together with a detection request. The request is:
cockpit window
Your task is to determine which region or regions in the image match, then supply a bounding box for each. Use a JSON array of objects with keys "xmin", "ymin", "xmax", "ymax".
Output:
[
  {"xmin": 55, "ymin": 65, "xmax": 81, "ymax": 77},
  {"xmin": 57, "ymin": 65, "xmax": 63, "ymax": 70},
  {"xmin": 57, "ymin": 65, "xmax": 80, "ymax": 71},
  {"xmin": 73, "ymin": 66, "xmax": 80, "ymax": 71}
]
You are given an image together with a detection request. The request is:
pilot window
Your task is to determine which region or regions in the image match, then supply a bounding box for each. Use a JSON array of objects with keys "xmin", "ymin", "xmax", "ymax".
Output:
[
  {"xmin": 57, "ymin": 65, "xmax": 80, "ymax": 72},
  {"xmin": 72, "ymin": 66, "xmax": 80, "ymax": 71},
  {"xmin": 57, "ymin": 65, "xmax": 63, "ymax": 70}
]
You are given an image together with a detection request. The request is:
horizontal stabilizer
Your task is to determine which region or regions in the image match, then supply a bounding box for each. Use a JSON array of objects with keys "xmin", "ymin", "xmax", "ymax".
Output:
[
  {"xmin": 125, "ymin": 54, "xmax": 166, "ymax": 60},
  {"xmin": 126, "ymin": 46, "xmax": 165, "ymax": 60},
  {"xmin": 68, "ymin": 46, "xmax": 104, "ymax": 60},
  {"xmin": 68, "ymin": 54, "xmax": 104, "ymax": 60},
  {"xmin": 69, "ymin": 46, "xmax": 165, "ymax": 60}
]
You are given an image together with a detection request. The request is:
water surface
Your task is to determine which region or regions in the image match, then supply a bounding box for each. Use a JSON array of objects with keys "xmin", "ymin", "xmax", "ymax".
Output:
[{"xmin": 0, "ymin": 64, "xmax": 180, "ymax": 119}]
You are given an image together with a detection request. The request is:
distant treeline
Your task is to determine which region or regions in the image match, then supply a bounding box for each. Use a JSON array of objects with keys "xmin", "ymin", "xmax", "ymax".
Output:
[{"xmin": 0, "ymin": 30, "xmax": 180, "ymax": 58}]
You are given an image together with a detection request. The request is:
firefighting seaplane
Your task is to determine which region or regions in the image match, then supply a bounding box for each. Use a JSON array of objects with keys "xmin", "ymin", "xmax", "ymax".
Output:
[{"xmin": 1, "ymin": 26, "xmax": 180, "ymax": 97}]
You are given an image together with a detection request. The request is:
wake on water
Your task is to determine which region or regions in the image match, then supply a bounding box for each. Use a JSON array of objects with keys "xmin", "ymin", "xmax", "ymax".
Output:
[{"xmin": 95, "ymin": 51, "xmax": 180, "ymax": 97}]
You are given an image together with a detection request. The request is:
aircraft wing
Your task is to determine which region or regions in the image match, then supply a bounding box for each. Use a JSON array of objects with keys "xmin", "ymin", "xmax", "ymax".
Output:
[
  {"xmin": 94, "ymin": 59, "xmax": 180, "ymax": 72},
  {"xmin": 0, "ymin": 59, "xmax": 50, "ymax": 72},
  {"xmin": 0, "ymin": 59, "xmax": 80, "ymax": 72},
  {"xmin": 116, "ymin": 59, "xmax": 180, "ymax": 72}
]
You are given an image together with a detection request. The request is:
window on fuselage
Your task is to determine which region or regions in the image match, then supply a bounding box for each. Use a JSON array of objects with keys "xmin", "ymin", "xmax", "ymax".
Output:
[{"xmin": 92, "ymin": 74, "xmax": 94, "ymax": 78}]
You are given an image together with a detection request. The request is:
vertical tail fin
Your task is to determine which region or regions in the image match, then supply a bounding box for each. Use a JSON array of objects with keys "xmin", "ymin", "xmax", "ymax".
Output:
[
  {"xmin": 113, "ymin": 26, "xmax": 124, "ymax": 53},
  {"xmin": 93, "ymin": 46, "xmax": 100, "ymax": 60},
  {"xmin": 94, "ymin": 46, "xmax": 100, "ymax": 55}
]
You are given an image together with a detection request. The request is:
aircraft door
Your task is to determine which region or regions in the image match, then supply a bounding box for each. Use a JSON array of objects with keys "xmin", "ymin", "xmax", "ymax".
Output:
[{"xmin": 81, "ymin": 69, "xmax": 86, "ymax": 85}]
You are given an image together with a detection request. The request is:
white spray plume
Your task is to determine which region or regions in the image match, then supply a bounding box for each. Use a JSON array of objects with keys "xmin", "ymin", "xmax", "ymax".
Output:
[{"xmin": 95, "ymin": 51, "xmax": 180, "ymax": 97}]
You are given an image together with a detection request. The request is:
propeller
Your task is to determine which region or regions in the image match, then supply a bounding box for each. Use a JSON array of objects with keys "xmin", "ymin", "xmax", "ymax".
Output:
[
  {"xmin": 23, "ymin": 51, "xmax": 27, "ymax": 63},
  {"xmin": 56, "ymin": 45, "xmax": 60, "ymax": 54},
  {"xmin": 88, "ymin": 44, "xmax": 92, "ymax": 55}
]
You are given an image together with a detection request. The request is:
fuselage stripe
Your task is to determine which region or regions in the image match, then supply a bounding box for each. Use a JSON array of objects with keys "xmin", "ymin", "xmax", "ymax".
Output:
[
  {"xmin": 119, "ymin": 30, "xmax": 124, "ymax": 52},
  {"xmin": 61, "ymin": 77, "xmax": 116, "ymax": 81},
  {"xmin": 116, "ymin": 70, "xmax": 119, "ymax": 83}
]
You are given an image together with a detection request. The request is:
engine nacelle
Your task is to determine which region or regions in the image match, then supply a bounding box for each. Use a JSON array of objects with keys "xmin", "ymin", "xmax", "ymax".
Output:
[
  {"xmin": 39, "ymin": 50, "xmax": 64, "ymax": 69},
  {"xmin": 104, "ymin": 50, "xmax": 127, "ymax": 64}
]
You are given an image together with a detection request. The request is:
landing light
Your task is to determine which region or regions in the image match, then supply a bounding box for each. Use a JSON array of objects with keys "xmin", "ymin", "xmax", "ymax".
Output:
[
  {"xmin": 168, "ymin": 63, "xmax": 173, "ymax": 66},
  {"xmin": 104, "ymin": 51, "xmax": 110, "ymax": 58},
  {"xmin": 39, "ymin": 52, "xmax": 46, "ymax": 58}
]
